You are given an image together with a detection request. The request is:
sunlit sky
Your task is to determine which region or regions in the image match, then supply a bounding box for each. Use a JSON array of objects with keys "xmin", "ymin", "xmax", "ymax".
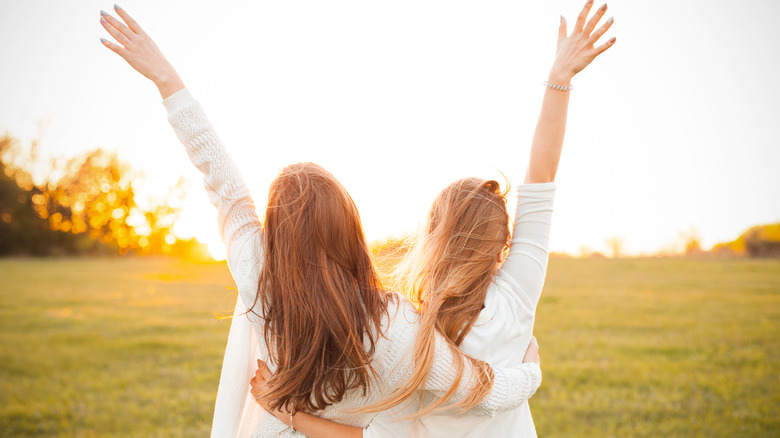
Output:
[{"xmin": 2, "ymin": 0, "xmax": 779, "ymax": 259}]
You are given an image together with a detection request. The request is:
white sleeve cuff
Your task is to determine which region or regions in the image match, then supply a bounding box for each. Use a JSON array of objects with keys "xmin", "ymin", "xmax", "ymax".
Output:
[
  {"xmin": 162, "ymin": 87, "xmax": 196, "ymax": 115},
  {"xmin": 517, "ymin": 182, "xmax": 557, "ymax": 199}
]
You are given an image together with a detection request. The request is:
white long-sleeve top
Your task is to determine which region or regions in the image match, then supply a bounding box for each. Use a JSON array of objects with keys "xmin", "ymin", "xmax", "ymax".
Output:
[
  {"xmin": 162, "ymin": 88, "xmax": 543, "ymax": 438},
  {"xmin": 363, "ymin": 183, "xmax": 556, "ymax": 438}
]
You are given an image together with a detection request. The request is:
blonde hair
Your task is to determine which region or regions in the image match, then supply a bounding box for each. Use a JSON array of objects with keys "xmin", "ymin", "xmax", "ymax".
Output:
[{"xmin": 367, "ymin": 177, "xmax": 511, "ymax": 417}]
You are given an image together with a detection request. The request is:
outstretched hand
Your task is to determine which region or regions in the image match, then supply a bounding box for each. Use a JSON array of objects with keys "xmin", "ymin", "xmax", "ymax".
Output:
[
  {"xmin": 550, "ymin": 0, "xmax": 616, "ymax": 83},
  {"xmin": 99, "ymin": 4, "xmax": 184, "ymax": 99}
]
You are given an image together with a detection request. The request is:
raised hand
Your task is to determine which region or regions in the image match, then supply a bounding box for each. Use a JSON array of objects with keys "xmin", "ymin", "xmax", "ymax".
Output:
[
  {"xmin": 99, "ymin": 4, "xmax": 184, "ymax": 99},
  {"xmin": 550, "ymin": 0, "xmax": 616, "ymax": 84}
]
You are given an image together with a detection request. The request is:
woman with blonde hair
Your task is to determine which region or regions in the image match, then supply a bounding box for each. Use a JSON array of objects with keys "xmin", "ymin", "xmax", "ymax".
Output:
[
  {"xmin": 252, "ymin": 1, "xmax": 615, "ymax": 436},
  {"xmin": 99, "ymin": 4, "xmax": 544, "ymax": 437}
]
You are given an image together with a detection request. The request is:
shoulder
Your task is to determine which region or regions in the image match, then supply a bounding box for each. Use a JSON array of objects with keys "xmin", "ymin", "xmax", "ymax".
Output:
[
  {"xmin": 383, "ymin": 293, "xmax": 419, "ymax": 327},
  {"xmin": 374, "ymin": 292, "xmax": 420, "ymax": 356}
]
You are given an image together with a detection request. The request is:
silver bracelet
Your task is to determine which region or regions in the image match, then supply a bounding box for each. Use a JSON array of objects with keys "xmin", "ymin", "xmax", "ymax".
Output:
[{"xmin": 543, "ymin": 80, "xmax": 573, "ymax": 91}]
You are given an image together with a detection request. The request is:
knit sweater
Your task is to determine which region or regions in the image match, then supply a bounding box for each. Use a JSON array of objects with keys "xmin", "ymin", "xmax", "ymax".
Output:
[
  {"xmin": 363, "ymin": 183, "xmax": 555, "ymax": 438},
  {"xmin": 163, "ymin": 88, "xmax": 543, "ymax": 438}
]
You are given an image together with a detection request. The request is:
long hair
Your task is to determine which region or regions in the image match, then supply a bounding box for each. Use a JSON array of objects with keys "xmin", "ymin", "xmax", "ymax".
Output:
[
  {"xmin": 367, "ymin": 177, "xmax": 511, "ymax": 417},
  {"xmin": 252, "ymin": 162, "xmax": 391, "ymax": 414}
]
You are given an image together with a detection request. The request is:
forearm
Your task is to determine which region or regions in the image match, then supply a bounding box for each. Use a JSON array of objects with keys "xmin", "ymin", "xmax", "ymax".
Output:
[
  {"xmin": 423, "ymin": 334, "xmax": 542, "ymax": 415},
  {"xmin": 524, "ymin": 0, "xmax": 616, "ymax": 183},
  {"xmin": 469, "ymin": 362, "xmax": 542, "ymax": 416},
  {"xmin": 524, "ymin": 70, "xmax": 571, "ymax": 184},
  {"xmin": 268, "ymin": 409, "xmax": 363, "ymax": 438},
  {"xmin": 163, "ymin": 89, "xmax": 261, "ymax": 258}
]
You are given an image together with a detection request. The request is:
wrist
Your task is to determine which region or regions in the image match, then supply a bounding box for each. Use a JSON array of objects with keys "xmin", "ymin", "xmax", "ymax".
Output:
[
  {"xmin": 271, "ymin": 407, "xmax": 290, "ymax": 425},
  {"xmin": 153, "ymin": 71, "xmax": 185, "ymax": 100},
  {"xmin": 271, "ymin": 405, "xmax": 295, "ymax": 429},
  {"xmin": 547, "ymin": 69, "xmax": 573, "ymax": 86}
]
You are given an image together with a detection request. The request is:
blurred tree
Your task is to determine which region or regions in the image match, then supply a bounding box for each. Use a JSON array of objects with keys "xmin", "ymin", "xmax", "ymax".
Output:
[
  {"xmin": 0, "ymin": 135, "xmax": 82, "ymax": 255},
  {"xmin": 678, "ymin": 226, "xmax": 703, "ymax": 255},
  {"xmin": 0, "ymin": 133, "xmax": 210, "ymax": 259},
  {"xmin": 605, "ymin": 236, "xmax": 624, "ymax": 258},
  {"xmin": 38, "ymin": 149, "xmax": 137, "ymax": 255},
  {"xmin": 743, "ymin": 224, "xmax": 780, "ymax": 258},
  {"xmin": 710, "ymin": 223, "xmax": 780, "ymax": 258}
]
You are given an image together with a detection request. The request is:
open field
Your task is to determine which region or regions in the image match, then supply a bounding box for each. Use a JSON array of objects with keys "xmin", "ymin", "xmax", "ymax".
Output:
[{"xmin": 0, "ymin": 257, "xmax": 778, "ymax": 437}]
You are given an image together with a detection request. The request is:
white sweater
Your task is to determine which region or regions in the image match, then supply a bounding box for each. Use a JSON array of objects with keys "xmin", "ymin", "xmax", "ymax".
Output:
[
  {"xmin": 362, "ymin": 176, "xmax": 556, "ymax": 437},
  {"xmin": 163, "ymin": 88, "xmax": 543, "ymax": 438}
]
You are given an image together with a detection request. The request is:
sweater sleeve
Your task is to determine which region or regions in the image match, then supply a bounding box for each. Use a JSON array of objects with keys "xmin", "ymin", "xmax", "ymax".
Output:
[
  {"xmin": 494, "ymin": 182, "xmax": 556, "ymax": 316},
  {"xmin": 425, "ymin": 330, "xmax": 542, "ymax": 416},
  {"xmin": 385, "ymin": 302, "xmax": 542, "ymax": 417},
  {"xmin": 163, "ymin": 88, "xmax": 264, "ymax": 309},
  {"xmin": 163, "ymin": 88, "xmax": 262, "ymax": 270}
]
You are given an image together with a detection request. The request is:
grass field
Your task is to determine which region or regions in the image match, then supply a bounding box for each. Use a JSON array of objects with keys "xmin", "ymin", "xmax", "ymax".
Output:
[{"xmin": 0, "ymin": 257, "xmax": 778, "ymax": 437}]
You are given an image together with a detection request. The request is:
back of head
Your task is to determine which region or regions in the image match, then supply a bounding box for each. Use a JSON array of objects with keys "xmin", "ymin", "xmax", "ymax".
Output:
[
  {"xmin": 255, "ymin": 162, "xmax": 389, "ymax": 413},
  {"xmin": 369, "ymin": 177, "xmax": 510, "ymax": 417},
  {"xmin": 409, "ymin": 177, "xmax": 510, "ymax": 344}
]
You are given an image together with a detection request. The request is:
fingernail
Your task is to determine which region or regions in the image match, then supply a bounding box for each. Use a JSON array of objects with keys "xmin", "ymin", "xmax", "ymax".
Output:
[
  {"xmin": 600, "ymin": 4, "xmax": 607, "ymax": 12},
  {"xmin": 100, "ymin": 37, "xmax": 107, "ymax": 43},
  {"xmin": 560, "ymin": 15, "xmax": 563, "ymax": 24},
  {"xmin": 114, "ymin": 4, "xmax": 121, "ymax": 10},
  {"xmin": 606, "ymin": 16, "xmax": 614, "ymax": 25},
  {"xmin": 100, "ymin": 10, "xmax": 107, "ymax": 16},
  {"xmin": 610, "ymin": 37, "xmax": 616, "ymax": 43}
]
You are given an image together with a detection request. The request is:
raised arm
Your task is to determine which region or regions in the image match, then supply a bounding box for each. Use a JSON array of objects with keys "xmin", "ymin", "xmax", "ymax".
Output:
[
  {"xmin": 99, "ymin": 6, "xmax": 262, "ymax": 268},
  {"xmin": 525, "ymin": 0, "xmax": 615, "ymax": 184},
  {"xmin": 162, "ymin": 90, "xmax": 262, "ymax": 266},
  {"xmin": 499, "ymin": 1, "xmax": 615, "ymax": 312}
]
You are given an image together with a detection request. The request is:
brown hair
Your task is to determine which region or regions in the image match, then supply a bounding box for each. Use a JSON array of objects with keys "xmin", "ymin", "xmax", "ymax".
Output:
[
  {"xmin": 368, "ymin": 177, "xmax": 511, "ymax": 417},
  {"xmin": 252, "ymin": 162, "xmax": 391, "ymax": 413}
]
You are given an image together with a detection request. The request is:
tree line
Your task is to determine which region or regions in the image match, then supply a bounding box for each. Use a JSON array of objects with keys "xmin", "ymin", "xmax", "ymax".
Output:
[
  {"xmin": 2, "ymin": 132, "xmax": 777, "ymax": 259},
  {"xmin": 0, "ymin": 133, "xmax": 210, "ymax": 259},
  {"xmin": 711, "ymin": 223, "xmax": 780, "ymax": 258}
]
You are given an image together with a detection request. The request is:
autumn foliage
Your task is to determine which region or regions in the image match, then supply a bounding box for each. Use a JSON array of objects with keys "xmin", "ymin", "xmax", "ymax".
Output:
[
  {"xmin": 712, "ymin": 223, "xmax": 780, "ymax": 258},
  {"xmin": 0, "ymin": 133, "xmax": 210, "ymax": 259}
]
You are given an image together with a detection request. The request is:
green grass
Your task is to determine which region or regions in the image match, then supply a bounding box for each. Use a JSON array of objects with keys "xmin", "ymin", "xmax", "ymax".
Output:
[
  {"xmin": 0, "ymin": 258, "xmax": 237, "ymax": 437},
  {"xmin": 0, "ymin": 257, "xmax": 778, "ymax": 437},
  {"xmin": 534, "ymin": 257, "xmax": 780, "ymax": 437}
]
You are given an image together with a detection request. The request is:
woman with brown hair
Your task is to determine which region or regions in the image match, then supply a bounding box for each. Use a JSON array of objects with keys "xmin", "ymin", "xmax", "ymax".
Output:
[
  {"xmin": 251, "ymin": 1, "xmax": 615, "ymax": 436},
  {"xmin": 99, "ymin": 5, "xmax": 543, "ymax": 437}
]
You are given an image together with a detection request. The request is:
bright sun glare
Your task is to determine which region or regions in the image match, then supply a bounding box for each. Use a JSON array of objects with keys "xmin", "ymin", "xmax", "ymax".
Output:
[{"xmin": 207, "ymin": 241, "xmax": 227, "ymax": 261}]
